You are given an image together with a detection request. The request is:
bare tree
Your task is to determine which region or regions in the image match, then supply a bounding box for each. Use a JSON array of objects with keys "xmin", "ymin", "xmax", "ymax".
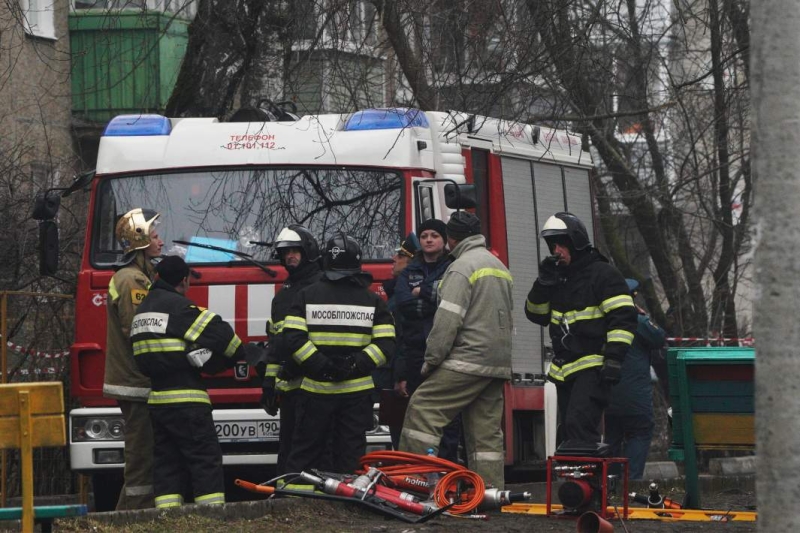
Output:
[
  {"xmin": 528, "ymin": 0, "xmax": 752, "ymax": 337},
  {"xmin": 165, "ymin": 0, "xmax": 292, "ymax": 117},
  {"xmin": 0, "ymin": 0, "xmax": 85, "ymax": 497},
  {"xmin": 164, "ymin": 0, "xmax": 752, "ymax": 336}
]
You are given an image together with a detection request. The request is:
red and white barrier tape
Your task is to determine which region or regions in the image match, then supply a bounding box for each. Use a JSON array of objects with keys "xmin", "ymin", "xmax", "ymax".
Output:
[
  {"xmin": 5, "ymin": 341, "xmax": 70, "ymax": 359},
  {"xmin": 667, "ymin": 337, "xmax": 754, "ymax": 346}
]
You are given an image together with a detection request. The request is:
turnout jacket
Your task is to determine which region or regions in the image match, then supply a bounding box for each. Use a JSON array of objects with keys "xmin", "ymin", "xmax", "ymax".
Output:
[
  {"xmin": 525, "ymin": 249, "xmax": 637, "ymax": 382},
  {"xmin": 394, "ymin": 255, "xmax": 452, "ymax": 383},
  {"xmin": 132, "ymin": 279, "xmax": 245, "ymax": 407},
  {"xmin": 424, "ymin": 234, "xmax": 514, "ymax": 379},
  {"xmin": 264, "ymin": 261, "xmax": 323, "ymax": 393},
  {"xmin": 103, "ymin": 252, "xmax": 155, "ymax": 401},
  {"xmin": 283, "ymin": 271, "xmax": 396, "ymax": 395}
]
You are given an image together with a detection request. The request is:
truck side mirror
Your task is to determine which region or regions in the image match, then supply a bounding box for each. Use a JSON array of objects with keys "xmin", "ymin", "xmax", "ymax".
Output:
[
  {"xmin": 444, "ymin": 183, "xmax": 477, "ymax": 209},
  {"xmin": 32, "ymin": 190, "xmax": 61, "ymax": 221},
  {"xmin": 39, "ymin": 220, "xmax": 59, "ymax": 276},
  {"xmin": 32, "ymin": 190, "xmax": 62, "ymax": 276}
]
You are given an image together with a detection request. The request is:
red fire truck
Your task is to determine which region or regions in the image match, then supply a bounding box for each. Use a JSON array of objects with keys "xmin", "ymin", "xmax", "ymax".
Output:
[{"xmin": 36, "ymin": 107, "xmax": 595, "ymax": 508}]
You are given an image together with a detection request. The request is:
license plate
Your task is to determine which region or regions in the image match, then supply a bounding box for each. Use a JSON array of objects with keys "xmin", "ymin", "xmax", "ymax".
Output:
[{"xmin": 214, "ymin": 420, "xmax": 280, "ymax": 442}]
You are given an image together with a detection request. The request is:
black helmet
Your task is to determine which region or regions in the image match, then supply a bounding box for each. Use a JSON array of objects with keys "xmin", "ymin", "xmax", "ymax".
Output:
[
  {"xmin": 540, "ymin": 212, "xmax": 591, "ymax": 251},
  {"xmin": 273, "ymin": 225, "xmax": 321, "ymax": 265},
  {"xmin": 323, "ymin": 232, "xmax": 362, "ymax": 279}
]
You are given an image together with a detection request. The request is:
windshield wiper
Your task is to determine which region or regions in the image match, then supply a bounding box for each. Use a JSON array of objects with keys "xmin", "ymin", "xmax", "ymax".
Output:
[{"xmin": 173, "ymin": 240, "xmax": 277, "ymax": 277}]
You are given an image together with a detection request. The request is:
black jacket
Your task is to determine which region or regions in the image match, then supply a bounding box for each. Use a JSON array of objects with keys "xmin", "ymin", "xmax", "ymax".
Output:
[
  {"xmin": 132, "ymin": 279, "xmax": 243, "ymax": 406},
  {"xmin": 525, "ymin": 249, "xmax": 637, "ymax": 382},
  {"xmin": 263, "ymin": 260, "xmax": 323, "ymax": 390},
  {"xmin": 283, "ymin": 271, "xmax": 396, "ymax": 396}
]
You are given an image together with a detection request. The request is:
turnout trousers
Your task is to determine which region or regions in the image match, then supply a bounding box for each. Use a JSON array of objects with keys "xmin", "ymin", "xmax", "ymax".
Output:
[
  {"xmin": 149, "ymin": 405, "xmax": 225, "ymax": 508},
  {"xmin": 285, "ymin": 392, "xmax": 373, "ymax": 474},
  {"xmin": 556, "ymin": 368, "xmax": 609, "ymax": 446},
  {"xmin": 116, "ymin": 400, "xmax": 154, "ymax": 510},
  {"xmin": 399, "ymin": 368, "xmax": 506, "ymax": 489},
  {"xmin": 276, "ymin": 390, "xmax": 298, "ymax": 475}
]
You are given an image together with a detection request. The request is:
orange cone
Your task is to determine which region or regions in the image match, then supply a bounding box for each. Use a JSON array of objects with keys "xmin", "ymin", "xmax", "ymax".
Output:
[{"xmin": 576, "ymin": 511, "xmax": 614, "ymax": 533}]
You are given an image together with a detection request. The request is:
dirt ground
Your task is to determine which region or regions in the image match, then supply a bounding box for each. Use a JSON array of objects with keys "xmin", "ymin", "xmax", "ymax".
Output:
[{"xmin": 55, "ymin": 483, "xmax": 757, "ymax": 533}]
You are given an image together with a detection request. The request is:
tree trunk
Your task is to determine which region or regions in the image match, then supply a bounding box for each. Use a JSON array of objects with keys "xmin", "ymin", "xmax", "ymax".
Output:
[
  {"xmin": 369, "ymin": 0, "xmax": 438, "ymax": 110},
  {"xmin": 165, "ymin": 0, "xmax": 271, "ymax": 117},
  {"xmin": 240, "ymin": 1, "xmax": 291, "ymax": 107}
]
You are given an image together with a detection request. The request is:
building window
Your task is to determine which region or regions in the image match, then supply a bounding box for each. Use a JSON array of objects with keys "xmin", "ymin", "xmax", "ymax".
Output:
[{"xmin": 20, "ymin": 0, "xmax": 56, "ymax": 40}]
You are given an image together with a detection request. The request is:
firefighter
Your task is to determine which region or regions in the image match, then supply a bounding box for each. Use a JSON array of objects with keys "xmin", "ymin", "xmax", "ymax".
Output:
[
  {"xmin": 398, "ymin": 212, "xmax": 513, "ymax": 489},
  {"xmin": 260, "ymin": 225, "xmax": 323, "ymax": 475},
  {"xmin": 283, "ymin": 233, "xmax": 396, "ymax": 474},
  {"xmin": 525, "ymin": 212, "xmax": 637, "ymax": 449},
  {"xmin": 131, "ymin": 255, "xmax": 247, "ymax": 508},
  {"xmin": 102, "ymin": 208, "xmax": 162, "ymax": 510}
]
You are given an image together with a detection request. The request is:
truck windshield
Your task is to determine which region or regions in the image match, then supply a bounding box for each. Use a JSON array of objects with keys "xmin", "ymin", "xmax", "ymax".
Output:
[{"xmin": 91, "ymin": 167, "xmax": 403, "ymax": 267}]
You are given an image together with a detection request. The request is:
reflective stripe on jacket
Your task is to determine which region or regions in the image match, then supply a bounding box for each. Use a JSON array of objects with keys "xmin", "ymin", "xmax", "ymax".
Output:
[
  {"xmin": 424, "ymin": 234, "xmax": 514, "ymax": 379},
  {"xmin": 265, "ymin": 261, "xmax": 322, "ymax": 393},
  {"xmin": 525, "ymin": 249, "xmax": 637, "ymax": 382},
  {"xmin": 131, "ymin": 279, "xmax": 244, "ymax": 407},
  {"xmin": 283, "ymin": 273, "xmax": 395, "ymax": 395}
]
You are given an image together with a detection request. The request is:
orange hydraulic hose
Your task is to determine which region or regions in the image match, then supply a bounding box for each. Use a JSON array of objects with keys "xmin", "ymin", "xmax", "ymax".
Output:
[
  {"xmin": 235, "ymin": 479, "xmax": 276, "ymax": 495},
  {"xmin": 433, "ymin": 470, "xmax": 485, "ymax": 514},
  {"xmin": 359, "ymin": 451, "xmax": 486, "ymax": 515},
  {"xmin": 359, "ymin": 450, "xmax": 467, "ymax": 475}
]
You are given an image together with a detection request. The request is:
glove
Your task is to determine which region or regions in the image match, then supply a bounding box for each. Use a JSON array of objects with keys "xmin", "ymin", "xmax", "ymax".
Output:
[
  {"xmin": 321, "ymin": 355, "xmax": 357, "ymax": 382},
  {"xmin": 260, "ymin": 379, "xmax": 279, "ymax": 416},
  {"xmin": 350, "ymin": 352, "xmax": 375, "ymax": 378},
  {"xmin": 537, "ymin": 255, "xmax": 560, "ymax": 286},
  {"xmin": 187, "ymin": 347, "xmax": 213, "ymax": 368},
  {"xmin": 420, "ymin": 362, "xmax": 436, "ymax": 378},
  {"xmin": 275, "ymin": 362, "xmax": 293, "ymax": 381},
  {"xmin": 600, "ymin": 358, "xmax": 622, "ymax": 385},
  {"xmin": 243, "ymin": 343, "xmax": 267, "ymax": 366}
]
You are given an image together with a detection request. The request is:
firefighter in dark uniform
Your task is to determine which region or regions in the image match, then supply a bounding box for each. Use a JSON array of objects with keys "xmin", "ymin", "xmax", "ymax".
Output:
[
  {"xmin": 525, "ymin": 212, "xmax": 637, "ymax": 448},
  {"xmin": 260, "ymin": 225, "xmax": 323, "ymax": 475},
  {"xmin": 131, "ymin": 256, "xmax": 247, "ymax": 508},
  {"xmin": 283, "ymin": 233, "xmax": 396, "ymax": 474}
]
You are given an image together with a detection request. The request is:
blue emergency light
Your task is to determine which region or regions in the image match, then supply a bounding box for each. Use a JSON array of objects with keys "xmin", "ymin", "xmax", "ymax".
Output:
[
  {"xmin": 345, "ymin": 108, "xmax": 429, "ymax": 131},
  {"xmin": 103, "ymin": 114, "xmax": 172, "ymax": 136}
]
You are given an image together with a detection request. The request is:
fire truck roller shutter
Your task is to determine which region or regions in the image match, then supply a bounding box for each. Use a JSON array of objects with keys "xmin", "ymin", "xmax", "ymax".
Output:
[
  {"xmin": 501, "ymin": 156, "xmax": 545, "ymax": 377},
  {"xmin": 562, "ymin": 167, "xmax": 595, "ymax": 250},
  {"xmin": 531, "ymin": 161, "xmax": 575, "ymax": 460}
]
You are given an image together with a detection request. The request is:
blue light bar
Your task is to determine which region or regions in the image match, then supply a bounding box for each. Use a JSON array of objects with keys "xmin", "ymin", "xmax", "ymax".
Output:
[
  {"xmin": 103, "ymin": 114, "xmax": 172, "ymax": 137},
  {"xmin": 345, "ymin": 108, "xmax": 429, "ymax": 131}
]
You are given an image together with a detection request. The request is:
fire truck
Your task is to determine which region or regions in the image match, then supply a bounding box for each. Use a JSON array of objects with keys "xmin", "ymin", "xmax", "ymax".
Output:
[{"xmin": 35, "ymin": 106, "xmax": 595, "ymax": 508}]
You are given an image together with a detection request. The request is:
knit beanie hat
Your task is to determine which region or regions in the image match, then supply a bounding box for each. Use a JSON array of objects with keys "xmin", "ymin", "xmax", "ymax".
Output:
[
  {"xmin": 416, "ymin": 218, "xmax": 448, "ymax": 241},
  {"xmin": 446, "ymin": 211, "xmax": 481, "ymax": 241},
  {"xmin": 156, "ymin": 255, "xmax": 190, "ymax": 286}
]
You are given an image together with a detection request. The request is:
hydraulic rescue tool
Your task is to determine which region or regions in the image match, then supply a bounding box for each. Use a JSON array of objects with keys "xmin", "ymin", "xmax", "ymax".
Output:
[
  {"xmin": 236, "ymin": 451, "xmax": 533, "ymax": 522},
  {"xmin": 235, "ymin": 474, "xmax": 449, "ymax": 524}
]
